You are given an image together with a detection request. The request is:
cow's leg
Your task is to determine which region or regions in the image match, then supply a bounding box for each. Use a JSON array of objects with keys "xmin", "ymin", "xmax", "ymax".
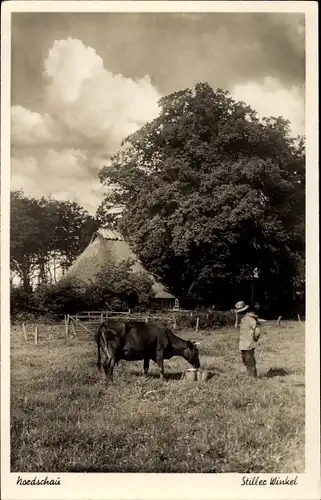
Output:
[
  {"xmin": 103, "ymin": 358, "xmax": 109, "ymax": 376},
  {"xmin": 97, "ymin": 338, "xmax": 102, "ymax": 370},
  {"xmin": 103, "ymin": 357, "xmax": 115, "ymax": 380},
  {"xmin": 108, "ymin": 356, "xmax": 117, "ymax": 378},
  {"xmin": 143, "ymin": 358, "xmax": 150, "ymax": 375},
  {"xmin": 156, "ymin": 349, "xmax": 165, "ymax": 379}
]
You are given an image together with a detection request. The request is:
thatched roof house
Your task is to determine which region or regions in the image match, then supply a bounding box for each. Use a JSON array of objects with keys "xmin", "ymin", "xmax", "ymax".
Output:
[{"xmin": 64, "ymin": 228, "xmax": 176, "ymax": 309}]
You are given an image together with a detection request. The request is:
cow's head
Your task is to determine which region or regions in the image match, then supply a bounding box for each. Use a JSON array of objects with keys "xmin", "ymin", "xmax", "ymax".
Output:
[{"xmin": 185, "ymin": 340, "xmax": 201, "ymax": 369}]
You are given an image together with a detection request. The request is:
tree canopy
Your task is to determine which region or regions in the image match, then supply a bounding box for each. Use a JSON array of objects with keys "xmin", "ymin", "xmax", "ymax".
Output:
[{"xmin": 98, "ymin": 83, "xmax": 305, "ymax": 314}]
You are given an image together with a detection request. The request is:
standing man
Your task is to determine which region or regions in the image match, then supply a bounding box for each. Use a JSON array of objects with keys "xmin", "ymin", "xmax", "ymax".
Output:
[{"xmin": 235, "ymin": 301, "xmax": 260, "ymax": 378}]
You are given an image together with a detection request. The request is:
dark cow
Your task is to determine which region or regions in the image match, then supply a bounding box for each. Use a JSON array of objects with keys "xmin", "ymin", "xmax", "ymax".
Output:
[{"xmin": 95, "ymin": 319, "xmax": 200, "ymax": 379}]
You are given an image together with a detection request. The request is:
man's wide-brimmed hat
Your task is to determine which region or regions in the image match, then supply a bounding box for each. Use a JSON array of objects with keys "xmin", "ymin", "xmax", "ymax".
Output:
[{"xmin": 235, "ymin": 301, "xmax": 249, "ymax": 313}]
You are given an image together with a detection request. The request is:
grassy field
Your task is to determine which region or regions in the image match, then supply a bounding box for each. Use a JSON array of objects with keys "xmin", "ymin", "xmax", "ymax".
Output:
[{"xmin": 10, "ymin": 321, "xmax": 305, "ymax": 473}]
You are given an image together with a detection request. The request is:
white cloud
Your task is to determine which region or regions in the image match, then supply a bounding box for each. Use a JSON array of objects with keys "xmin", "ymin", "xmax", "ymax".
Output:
[
  {"xmin": 11, "ymin": 39, "xmax": 305, "ymax": 215},
  {"xmin": 11, "ymin": 38, "xmax": 162, "ymax": 213},
  {"xmin": 11, "ymin": 149, "xmax": 105, "ymax": 214},
  {"xmin": 44, "ymin": 38, "xmax": 104, "ymax": 103},
  {"xmin": 43, "ymin": 38, "xmax": 161, "ymax": 150},
  {"xmin": 11, "ymin": 106, "xmax": 62, "ymax": 146},
  {"xmin": 230, "ymin": 77, "xmax": 305, "ymax": 137}
]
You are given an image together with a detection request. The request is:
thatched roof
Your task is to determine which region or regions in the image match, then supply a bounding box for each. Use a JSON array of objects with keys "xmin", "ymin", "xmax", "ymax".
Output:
[
  {"xmin": 91, "ymin": 228, "xmax": 124, "ymax": 242},
  {"xmin": 64, "ymin": 229, "xmax": 176, "ymax": 300}
]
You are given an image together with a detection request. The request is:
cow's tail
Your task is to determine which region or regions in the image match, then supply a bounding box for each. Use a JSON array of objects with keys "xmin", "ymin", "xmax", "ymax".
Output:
[
  {"xmin": 96, "ymin": 324, "xmax": 120, "ymax": 371},
  {"xmin": 96, "ymin": 323, "xmax": 112, "ymax": 370},
  {"xmin": 96, "ymin": 324, "xmax": 104, "ymax": 370}
]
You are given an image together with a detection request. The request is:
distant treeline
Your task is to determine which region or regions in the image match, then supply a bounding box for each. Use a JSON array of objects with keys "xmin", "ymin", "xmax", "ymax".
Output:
[{"xmin": 11, "ymin": 191, "xmax": 99, "ymax": 292}]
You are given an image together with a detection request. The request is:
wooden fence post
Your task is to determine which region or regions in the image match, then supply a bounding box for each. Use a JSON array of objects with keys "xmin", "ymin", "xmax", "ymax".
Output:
[
  {"xmin": 172, "ymin": 317, "xmax": 176, "ymax": 330},
  {"xmin": 235, "ymin": 313, "xmax": 238, "ymax": 330},
  {"xmin": 277, "ymin": 316, "xmax": 282, "ymax": 326},
  {"xmin": 34, "ymin": 324, "xmax": 39, "ymax": 345},
  {"xmin": 48, "ymin": 325, "xmax": 53, "ymax": 340},
  {"xmin": 100, "ymin": 312, "xmax": 104, "ymax": 323},
  {"xmin": 297, "ymin": 314, "xmax": 301, "ymax": 323},
  {"xmin": 71, "ymin": 320, "xmax": 77, "ymax": 337},
  {"xmin": 195, "ymin": 317, "xmax": 200, "ymax": 332},
  {"xmin": 64, "ymin": 314, "xmax": 69, "ymax": 341},
  {"xmin": 22, "ymin": 323, "xmax": 28, "ymax": 342}
]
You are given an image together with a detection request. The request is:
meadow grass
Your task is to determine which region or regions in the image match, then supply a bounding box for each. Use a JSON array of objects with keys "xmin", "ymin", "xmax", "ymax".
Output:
[{"xmin": 10, "ymin": 322, "xmax": 305, "ymax": 473}]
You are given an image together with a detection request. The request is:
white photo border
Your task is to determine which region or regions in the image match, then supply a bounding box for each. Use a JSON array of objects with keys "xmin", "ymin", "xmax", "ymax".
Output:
[{"xmin": 1, "ymin": 2, "xmax": 319, "ymax": 500}]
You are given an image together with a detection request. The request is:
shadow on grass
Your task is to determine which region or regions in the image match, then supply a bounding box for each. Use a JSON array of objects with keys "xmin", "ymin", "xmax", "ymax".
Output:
[
  {"xmin": 262, "ymin": 367, "xmax": 290, "ymax": 378},
  {"xmin": 129, "ymin": 370, "xmax": 220, "ymax": 381},
  {"xmin": 129, "ymin": 371, "xmax": 183, "ymax": 380}
]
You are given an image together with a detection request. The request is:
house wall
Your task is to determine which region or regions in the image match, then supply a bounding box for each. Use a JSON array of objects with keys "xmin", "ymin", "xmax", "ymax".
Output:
[{"xmin": 150, "ymin": 298, "xmax": 175, "ymax": 311}]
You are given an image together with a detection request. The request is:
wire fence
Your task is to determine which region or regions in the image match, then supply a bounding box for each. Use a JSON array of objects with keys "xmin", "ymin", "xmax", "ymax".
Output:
[{"xmin": 10, "ymin": 309, "xmax": 302, "ymax": 347}]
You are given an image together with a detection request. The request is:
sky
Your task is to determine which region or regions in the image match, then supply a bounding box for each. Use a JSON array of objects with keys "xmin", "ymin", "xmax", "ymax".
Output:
[{"xmin": 11, "ymin": 12, "xmax": 305, "ymax": 215}]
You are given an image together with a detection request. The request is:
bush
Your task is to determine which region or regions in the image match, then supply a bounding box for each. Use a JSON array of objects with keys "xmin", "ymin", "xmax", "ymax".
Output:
[
  {"xmin": 34, "ymin": 261, "xmax": 154, "ymax": 317},
  {"xmin": 10, "ymin": 283, "xmax": 60, "ymax": 322},
  {"xmin": 10, "ymin": 285, "xmax": 30, "ymax": 316},
  {"xmin": 150, "ymin": 309, "xmax": 235, "ymax": 331},
  {"xmin": 10, "ymin": 284, "xmax": 45, "ymax": 321},
  {"xmin": 86, "ymin": 262, "xmax": 153, "ymax": 311},
  {"xmin": 10, "ymin": 312, "xmax": 58, "ymax": 326},
  {"xmin": 201, "ymin": 310, "xmax": 235, "ymax": 329},
  {"xmin": 34, "ymin": 278, "xmax": 88, "ymax": 317},
  {"xmin": 173, "ymin": 310, "xmax": 235, "ymax": 330}
]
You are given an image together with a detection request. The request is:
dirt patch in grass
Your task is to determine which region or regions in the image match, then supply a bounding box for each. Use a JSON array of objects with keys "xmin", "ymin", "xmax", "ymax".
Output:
[{"xmin": 10, "ymin": 322, "xmax": 305, "ymax": 473}]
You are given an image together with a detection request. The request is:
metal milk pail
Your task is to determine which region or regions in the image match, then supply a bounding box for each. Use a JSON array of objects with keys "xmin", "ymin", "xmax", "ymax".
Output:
[
  {"xmin": 185, "ymin": 368, "xmax": 197, "ymax": 381},
  {"xmin": 201, "ymin": 370, "xmax": 211, "ymax": 381}
]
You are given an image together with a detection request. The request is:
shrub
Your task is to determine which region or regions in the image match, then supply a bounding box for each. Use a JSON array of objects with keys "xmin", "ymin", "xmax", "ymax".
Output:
[
  {"xmin": 150, "ymin": 309, "xmax": 235, "ymax": 331},
  {"xmin": 34, "ymin": 261, "xmax": 154, "ymax": 316},
  {"xmin": 35, "ymin": 278, "xmax": 88, "ymax": 317},
  {"xmin": 81, "ymin": 262, "xmax": 153, "ymax": 311},
  {"xmin": 173, "ymin": 310, "xmax": 234, "ymax": 330},
  {"xmin": 10, "ymin": 284, "xmax": 44, "ymax": 321},
  {"xmin": 10, "ymin": 285, "xmax": 30, "ymax": 316}
]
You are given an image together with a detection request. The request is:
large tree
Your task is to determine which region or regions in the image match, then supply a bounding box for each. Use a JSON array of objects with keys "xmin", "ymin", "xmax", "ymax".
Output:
[{"xmin": 98, "ymin": 83, "xmax": 305, "ymax": 313}]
